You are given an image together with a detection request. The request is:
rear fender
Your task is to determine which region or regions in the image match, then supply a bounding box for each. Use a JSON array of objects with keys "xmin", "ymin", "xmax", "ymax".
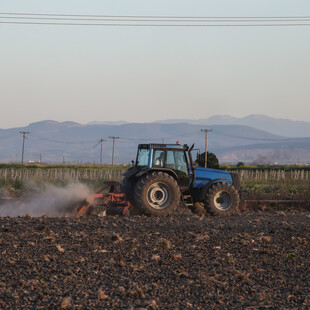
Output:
[
  {"xmin": 122, "ymin": 166, "xmax": 141, "ymax": 178},
  {"xmin": 136, "ymin": 168, "xmax": 179, "ymax": 182}
]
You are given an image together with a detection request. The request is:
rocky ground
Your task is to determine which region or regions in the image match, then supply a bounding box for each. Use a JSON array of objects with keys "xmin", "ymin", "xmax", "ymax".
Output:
[{"xmin": 0, "ymin": 210, "xmax": 309, "ymax": 309}]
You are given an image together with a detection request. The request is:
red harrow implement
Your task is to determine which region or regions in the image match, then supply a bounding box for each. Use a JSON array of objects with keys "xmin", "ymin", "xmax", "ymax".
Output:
[{"xmin": 76, "ymin": 181, "xmax": 130, "ymax": 217}]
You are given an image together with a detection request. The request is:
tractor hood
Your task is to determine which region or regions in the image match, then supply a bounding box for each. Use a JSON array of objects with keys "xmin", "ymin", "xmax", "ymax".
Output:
[{"xmin": 192, "ymin": 167, "xmax": 232, "ymax": 189}]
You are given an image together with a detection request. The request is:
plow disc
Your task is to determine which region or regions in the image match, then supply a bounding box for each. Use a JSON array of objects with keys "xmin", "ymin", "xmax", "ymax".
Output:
[{"xmin": 76, "ymin": 181, "xmax": 130, "ymax": 217}]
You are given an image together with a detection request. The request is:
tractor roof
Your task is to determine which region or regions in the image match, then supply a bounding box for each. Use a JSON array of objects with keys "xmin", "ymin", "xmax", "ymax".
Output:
[{"xmin": 138, "ymin": 143, "xmax": 188, "ymax": 150}]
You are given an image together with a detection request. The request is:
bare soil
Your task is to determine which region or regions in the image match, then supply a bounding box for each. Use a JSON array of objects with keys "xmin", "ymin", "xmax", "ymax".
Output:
[{"xmin": 0, "ymin": 211, "xmax": 309, "ymax": 309}]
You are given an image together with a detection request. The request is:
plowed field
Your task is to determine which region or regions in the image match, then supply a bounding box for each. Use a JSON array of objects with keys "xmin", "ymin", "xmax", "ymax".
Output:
[{"xmin": 0, "ymin": 211, "xmax": 309, "ymax": 309}]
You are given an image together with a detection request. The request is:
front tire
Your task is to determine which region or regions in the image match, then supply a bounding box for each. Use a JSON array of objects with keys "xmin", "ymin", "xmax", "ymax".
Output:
[
  {"xmin": 203, "ymin": 183, "xmax": 239, "ymax": 216},
  {"xmin": 134, "ymin": 172, "xmax": 180, "ymax": 217}
]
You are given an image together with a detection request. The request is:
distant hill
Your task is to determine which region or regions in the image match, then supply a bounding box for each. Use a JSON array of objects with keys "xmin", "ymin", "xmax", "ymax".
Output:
[
  {"xmin": 0, "ymin": 120, "xmax": 309, "ymax": 165},
  {"xmin": 87, "ymin": 121, "xmax": 128, "ymax": 126},
  {"xmin": 217, "ymin": 138, "xmax": 310, "ymax": 165},
  {"xmin": 154, "ymin": 114, "xmax": 310, "ymax": 138}
]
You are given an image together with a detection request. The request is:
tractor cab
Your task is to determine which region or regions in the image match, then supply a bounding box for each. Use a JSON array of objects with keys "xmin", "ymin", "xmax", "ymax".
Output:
[{"xmin": 136, "ymin": 143, "xmax": 191, "ymax": 191}]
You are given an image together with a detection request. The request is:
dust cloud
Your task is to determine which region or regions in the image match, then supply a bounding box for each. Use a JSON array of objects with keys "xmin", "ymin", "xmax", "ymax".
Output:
[{"xmin": 0, "ymin": 183, "xmax": 91, "ymax": 217}]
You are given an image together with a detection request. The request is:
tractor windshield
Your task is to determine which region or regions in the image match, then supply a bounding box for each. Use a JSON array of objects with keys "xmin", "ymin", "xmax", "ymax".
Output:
[{"xmin": 136, "ymin": 148, "xmax": 150, "ymax": 167}]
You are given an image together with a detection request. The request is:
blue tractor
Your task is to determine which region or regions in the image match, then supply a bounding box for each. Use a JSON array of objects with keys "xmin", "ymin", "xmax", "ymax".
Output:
[{"xmin": 122, "ymin": 143, "xmax": 240, "ymax": 217}]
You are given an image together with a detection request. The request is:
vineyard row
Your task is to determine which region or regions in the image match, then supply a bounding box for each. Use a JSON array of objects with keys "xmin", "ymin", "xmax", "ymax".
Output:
[
  {"xmin": 0, "ymin": 168, "xmax": 125, "ymax": 182},
  {"xmin": 0, "ymin": 168, "xmax": 309, "ymax": 182}
]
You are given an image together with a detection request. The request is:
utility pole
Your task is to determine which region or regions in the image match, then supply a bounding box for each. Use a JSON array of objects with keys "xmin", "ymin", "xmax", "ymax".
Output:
[
  {"xmin": 109, "ymin": 136, "xmax": 119, "ymax": 167},
  {"xmin": 201, "ymin": 129, "xmax": 213, "ymax": 168},
  {"xmin": 99, "ymin": 138, "xmax": 106, "ymax": 166},
  {"xmin": 19, "ymin": 131, "xmax": 30, "ymax": 165}
]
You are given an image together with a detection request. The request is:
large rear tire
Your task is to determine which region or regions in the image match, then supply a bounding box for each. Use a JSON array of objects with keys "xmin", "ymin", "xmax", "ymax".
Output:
[
  {"xmin": 202, "ymin": 183, "xmax": 239, "ymax": 216},
  {"xmin": 134, "ymin": 172, "xmax": 180, "ymax": 217}
]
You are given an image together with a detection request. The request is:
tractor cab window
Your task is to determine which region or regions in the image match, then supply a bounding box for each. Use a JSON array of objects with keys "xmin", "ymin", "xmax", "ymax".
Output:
[
  {"xmin": 136, "ymin": 148, "xmax": 150, "ymax": 167},
  {"xmin": 152, "ymin": 150, "xmax": 165, "ymax": 167},
  {"xmin": 166, "ymin": 150, "xmax": 189, "ymax": 175}
]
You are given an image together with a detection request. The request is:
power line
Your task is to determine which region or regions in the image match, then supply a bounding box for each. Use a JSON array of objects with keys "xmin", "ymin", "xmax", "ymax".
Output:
[
  {"xmin": 1, "ymin": 12, "xmax": 310, "ymax": 18},
  {"xmin": 1, "ymin": 16, "xmax": 310, "ymax": 22},
  {"xmin": 15, "ymin": 129, "xmax": 307, "ymax": 148},
  {"xmin": 212, "ymin": 131, "xmax": 300, "ymax": 142},
  {"xmin": 1, "ymin": 12, "xmax": 310, "ymax": 27},
  {"xmin": 0, "ymin": 132, "xmax": 19, "ymax": 139},
  {"xmin": 118, "ymin": 129, "xmax": 199, "ymax": 142},
  {"xmin": 1, "ymin": 21, "xmax": 310, "ymax": 27},
  {"xmin": 29, "ymin": 134, "xmax": 96, "ymax": 145}
]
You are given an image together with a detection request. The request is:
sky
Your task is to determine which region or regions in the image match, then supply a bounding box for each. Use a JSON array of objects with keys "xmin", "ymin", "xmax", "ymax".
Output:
[{"xmin": 0, "ymin": 0, "xmax": 310, "ymax": 129}]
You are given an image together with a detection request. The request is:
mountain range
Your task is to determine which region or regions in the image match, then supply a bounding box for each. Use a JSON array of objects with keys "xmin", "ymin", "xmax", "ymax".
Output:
[
  {"xmin": 153, "ymin": 114, "xmax": 310, "ymax": 138},
  {"xmin": 0, "ymin": 115, "xmax": 310, "ymax": 165},
  {"xmin": 92, "ymin": 115, "xmax": 310, "ymax": 138}
]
